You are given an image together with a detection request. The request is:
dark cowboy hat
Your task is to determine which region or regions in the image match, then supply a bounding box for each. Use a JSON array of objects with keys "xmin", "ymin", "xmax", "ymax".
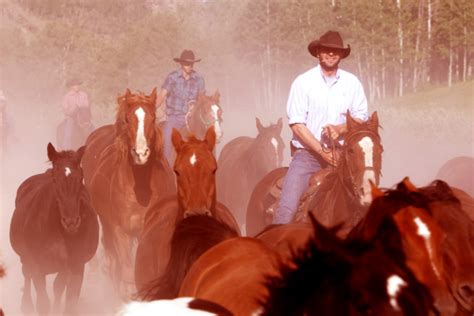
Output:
[
  {"xmin": 66, "ymin": 78, "xmax": 83, "ymax": 88},
  {"xmin": 308, "ymin": 31, "xmax": 351, "ymax": 59},
  {"xmin": 173, "ymin": 50, "xmax": 201, "ymax": 63}
]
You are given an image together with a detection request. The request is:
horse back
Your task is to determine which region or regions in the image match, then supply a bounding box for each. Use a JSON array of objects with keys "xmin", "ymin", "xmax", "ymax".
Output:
[{"xmin": 179, "ymin": 237, "xmax": 282, "ymax": 315}]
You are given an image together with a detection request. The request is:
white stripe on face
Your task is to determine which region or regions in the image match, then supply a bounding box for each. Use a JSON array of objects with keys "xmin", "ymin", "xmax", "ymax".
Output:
[
  {"xmin": 414, "ymin": 217, "xmax": 440, "ymax": 278},
  {"xmin": 190, "ymin": 153, "xmax": 197, "ymax": 166},
  {"xmin": 65, "ymin": 167, "xmax": 71, "ymax": 177},
  {"xmin": 359, "ymin": 136, "xmax": 376, "ymax": 205},
  {"xmin": 387, "ymin": 275, "xmax": 407, "ymax": 311},
  {"xmin": 211, "ymin": 104, "xmax": 222, "ymax": 139},
  {"xmin": 135, "ymin": 107, "xmax": 147, "ymax": 153},
  {"xmin": 271, "ymin": 137, "xmax": 279, "ymax": 161}
]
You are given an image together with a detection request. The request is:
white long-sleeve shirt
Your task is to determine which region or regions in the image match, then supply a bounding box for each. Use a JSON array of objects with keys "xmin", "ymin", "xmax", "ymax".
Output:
[{"xmin": 287, "ymin": 64, "xmax": 368, "ymax": 149}]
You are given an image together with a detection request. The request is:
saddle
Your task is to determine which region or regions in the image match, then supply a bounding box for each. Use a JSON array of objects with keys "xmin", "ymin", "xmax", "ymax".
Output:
[{"xmin": 264, "ymin": 167, "xmax": 332, "ymax": 225}]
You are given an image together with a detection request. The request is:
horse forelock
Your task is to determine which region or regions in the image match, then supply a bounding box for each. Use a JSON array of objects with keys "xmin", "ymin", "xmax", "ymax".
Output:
[{"xmin": 114, "ymin": 92, "xmax": 159, "ymax": 161}]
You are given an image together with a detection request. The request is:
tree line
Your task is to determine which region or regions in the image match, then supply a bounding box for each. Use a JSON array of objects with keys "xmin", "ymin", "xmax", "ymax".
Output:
[{"xmin": 1, "ymin": 0, "xmax": 472, "ymax": 118}]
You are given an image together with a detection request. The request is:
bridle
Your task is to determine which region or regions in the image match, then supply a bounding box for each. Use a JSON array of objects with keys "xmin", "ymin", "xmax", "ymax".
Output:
[
  {"xmin": 185, "ymin": 100, "xmax": 222, "ymax": 134},
  {"xmin": 337, "ymin": 129, "xmax": 382, "ymax": 206}
]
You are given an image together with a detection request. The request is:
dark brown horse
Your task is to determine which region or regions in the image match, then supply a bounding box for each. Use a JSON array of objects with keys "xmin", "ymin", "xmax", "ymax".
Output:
[
  {"xmin": 10, "ymin": 143, "xmax": 99, "ymax": 315},
  {"xmin": 81, "ymin": 88, "xmax": 175, "ymax": 296},
  {"xmin": 179, "ymin": 215, "xmax": 435, "ymax": 315},
  {"xmin": 135, "ymin": 126, "xmax": 240, "ymax": 296},
  {"xmin": 247, "ymin": 111, "xmax": 382, "ymax": 237},
  {"xmin": 217, "ymin": 117, "xmax": 285, "ymax": 227}
]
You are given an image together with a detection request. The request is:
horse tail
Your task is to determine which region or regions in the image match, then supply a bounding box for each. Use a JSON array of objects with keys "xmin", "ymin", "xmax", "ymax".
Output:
[{"xmin": 138, "ymin": 215, "xmax": 239, "ymax": 300}]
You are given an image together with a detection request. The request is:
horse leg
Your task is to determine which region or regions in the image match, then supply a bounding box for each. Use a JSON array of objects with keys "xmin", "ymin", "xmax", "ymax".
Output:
[
  {"xmin": 20, "ymin": 264, "xmax": 34, "ymax": 314},
  {"xmin": 114, "ymin": 227, "xmax": 135, "ymax": 298},
  {"xmin": 52, "ymin": 271, "xmax": 68, "ymax": 312},
  {"xmin": 64, "ymin": 264, "xmax": 85, "ymax": 316},
  {"xmin": 31, "ymin": 273, "xmax": 50, "ymax": 315}
]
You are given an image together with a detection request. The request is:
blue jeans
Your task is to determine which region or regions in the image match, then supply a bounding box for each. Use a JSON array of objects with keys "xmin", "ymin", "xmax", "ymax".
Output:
[
  {"xmin": 163, "ymin": 115, "xmax": 186, "ymax": 167},
  {"xmin": 273, "ymin": 149, "xmax": 322, "ymax": 224}
]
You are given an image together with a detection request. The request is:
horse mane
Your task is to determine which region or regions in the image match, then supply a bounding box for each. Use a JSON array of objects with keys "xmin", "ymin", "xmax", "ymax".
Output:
[
  {"xmin": 114, "ymin": 91, "xmax": 163, "ymax": 161},
  {"xmin": 138, "ymin": 215, "xmax": 238, "ymax": 301}
]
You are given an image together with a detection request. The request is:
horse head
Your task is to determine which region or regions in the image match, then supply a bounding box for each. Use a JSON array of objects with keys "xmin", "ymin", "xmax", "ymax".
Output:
[
  {"xmin": 341, "ymin": 111, "xmax": 383, "ymax": 206},
  {"xmin": 260, "ymin": 213, "xmax": 435, "ymax": 315},
  {"xmin": 47, "ymin": 142, "xmax": 86, "ymax": 234},
  {"xmin": 351, "ymin": 178, "xmax": 457, "ymax": 315},
  {"xmin": 115, "ymin": 88, "xmax": 160, "ymax": 165},
  {"xmin": 255, "ymin": 117, "xmax": 285, "ymax": 168},
  {"xmin": 172, "ymin": 126, "xmax": 217, "ymax": 219},
  {"xmin": 187, "ymin": 91, "xmax": 223, "ymax": 142}
]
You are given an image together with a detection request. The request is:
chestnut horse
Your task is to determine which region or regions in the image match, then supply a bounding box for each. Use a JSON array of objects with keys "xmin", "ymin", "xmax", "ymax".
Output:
[
  {"xmin": 183, "ymin": 91, "xmax": 223, "ymax": 142},
  {"xmin": 247, "ymin": 111, "xmax": 382, "ymax": 237},
  {"xmin": 179, "ymin": 215, "xmax": 435, "ymax": 315},
  {"xmin": 10, "ymin": 143, "xmax": 99, "ymax": 315},
  {"xmin": 81, "ymin": 88, "xmax": 175, "ymax": 295},
  {"xmin": 217, "ymin": 117, "xmax": 285, "ymax": 227},
  {"xmin": 135, "ymin": 127, "xmax": 239, "ymax": 296}
]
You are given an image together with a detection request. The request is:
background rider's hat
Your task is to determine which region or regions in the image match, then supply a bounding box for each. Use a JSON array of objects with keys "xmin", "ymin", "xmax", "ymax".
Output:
[
  {"xmin": 66, "ymin": 78, "xmax": 83, "ymax": 88},
  {"xmin": 173, "ymin": 50, "xmax": 201, "ymax": 64},
  {"xmin": 308, "ymin": 30, "xmax": 351, "ymax": 59}
]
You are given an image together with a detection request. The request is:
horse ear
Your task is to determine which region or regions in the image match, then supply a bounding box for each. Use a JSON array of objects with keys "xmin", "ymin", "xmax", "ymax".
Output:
[
  {"xmin": 76, "ymin": 145, "xmax": 86, "ymax": 162},
  {"xmin": 150, "ymin": 87, "xmax": 157, "ymax": 103},
  {"xmin": 398, "ymin": 177, "xmax": 418, "ymax": 192},
  {"xmin": 346, "ymin": 110, "xmax": 356, "ymax": 131},
  {"xmin": 171, "ymin": 128, "xmax": 183, "ymax": 152},
  {"xmin": 369, "ymin": 111, "xmax": 379, "ymax": 130},
  {"xmin": 256, "ymin": 117, "xmax": 264, "ymax": 134},
  {"xmin": 125, "ymin": 88, "xmax": 132, "ymax": 97},
  {"xmin": 370, "ymin": 179, "xmax": 384, "ymax": 199},
  {"xmin": 47, "ymin": 142, "xmax": 58, "ymax": 162},
  {"xmin": 276, "ymin": 117, "xmax": 283, "ymax": 134},
  {"xmin": 205, "ymin": 126, "xmax": 216, "ymax": 151},
  {"xmin": 308, "ymin": 213, "xmax": 341, "ymax": 251},
  {"xmin": 213, "ymin": 90, "xmax": 220, "ymax": 103}
]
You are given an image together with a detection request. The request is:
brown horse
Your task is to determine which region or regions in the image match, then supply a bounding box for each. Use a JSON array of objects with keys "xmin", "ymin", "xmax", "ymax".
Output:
[
  {"xmin": 81, "ymin": 88, "xmax": 175, "ymax": 296},
  {"xmin": 179, "ymin": 215, "xmax": 435, "ymax": 315},
  {"xmin": 247, "ymin": 111, "xmax": 382, "ymax": 237},
  {"xmin": 436, "ymin": 156, "xmax": 473, "ymax": 197},
  {"xmin": 183, "ymin": 91, "xmax": 224, "ymax": 142},
  {"xmin": 10, "ymin": 143, "xmax": 99, "ymax": 315},
  {"xmin": 134, "ymin": 126, "xmax": 239, "ymax": 296},
  {"xmin": 349, "ymin": 178, "xmax": 457, "ymax": 315},
  {"xmin": 217, "ymin": 117, "xmax": 285, "ymax": 227}
]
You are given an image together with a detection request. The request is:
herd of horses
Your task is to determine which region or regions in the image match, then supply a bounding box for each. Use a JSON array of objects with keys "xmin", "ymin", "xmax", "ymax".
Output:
[{"xmin": 5, "ymin": 88, "xmax": 474, "ymax": 315}]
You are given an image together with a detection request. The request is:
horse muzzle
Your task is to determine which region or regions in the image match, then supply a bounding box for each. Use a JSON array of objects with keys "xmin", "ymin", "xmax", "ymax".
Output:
[{"xmin": 131, "ymin": 147, "xmax": 150, "ymax": 165}]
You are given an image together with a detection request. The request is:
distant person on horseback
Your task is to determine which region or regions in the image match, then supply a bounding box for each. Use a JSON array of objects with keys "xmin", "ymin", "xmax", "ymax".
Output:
[
  {"xmin": 273, "ymin": 30, "xmax": 369, "ymax": 225},
  {"xmin": 61, "ymin": 78, "xmax": 94, "ymax": 150},
  {"xmin": 0, "ymin": 89, "xmax": 14, "ymax": 149},
  {"xmin": 155, "ymin": 49, "xmax": 205, "ymax": 166}
]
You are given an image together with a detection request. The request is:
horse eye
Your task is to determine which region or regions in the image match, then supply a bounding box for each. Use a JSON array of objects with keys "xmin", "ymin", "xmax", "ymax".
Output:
[
  {"xmin": 174, "ymin": 170, "xmax": 180, "ymax": 177},
  {"xmin": 348, "ymin": 148, "xmax": 355, "ymax": 154}
]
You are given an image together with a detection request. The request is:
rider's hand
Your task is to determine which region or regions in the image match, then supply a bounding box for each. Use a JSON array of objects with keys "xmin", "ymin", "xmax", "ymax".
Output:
[
  {"xmin": 323, "ymin": 124, "xmax": 341, "ymax": 140},
  {"xmin": 319, "ymin": 149, "xmax": 340, "ymax": 167}
]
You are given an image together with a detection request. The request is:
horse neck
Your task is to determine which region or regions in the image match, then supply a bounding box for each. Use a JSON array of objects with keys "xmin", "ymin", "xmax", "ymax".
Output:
[{"xmin": 187, "ymin": 106, "xmax": 206, "ymax": 139}]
